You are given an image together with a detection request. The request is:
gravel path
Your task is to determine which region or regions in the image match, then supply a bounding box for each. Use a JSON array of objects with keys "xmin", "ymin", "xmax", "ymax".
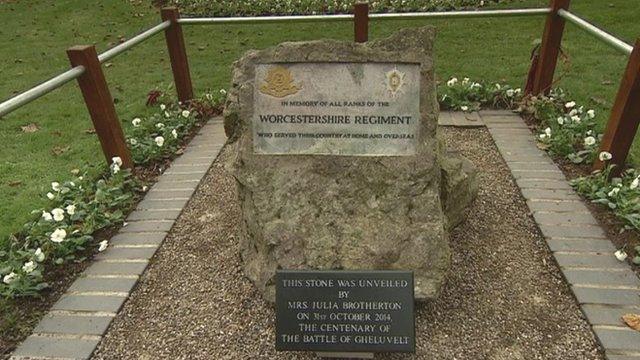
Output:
[{"xmin": 92, "ymin": 127, "xmax": 604, "ymax": 360}]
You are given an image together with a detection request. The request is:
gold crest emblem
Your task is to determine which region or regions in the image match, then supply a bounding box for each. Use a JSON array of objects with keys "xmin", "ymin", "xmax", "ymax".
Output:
[{"xmin": 259, "ymin": 66, "xmax": 301, "ymax": 98}]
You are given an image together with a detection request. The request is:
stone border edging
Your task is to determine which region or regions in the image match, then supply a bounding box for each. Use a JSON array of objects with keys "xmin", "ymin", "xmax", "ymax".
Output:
[
  {"xmin": 476, "ymin": 110, "xmax": 640, "ymax": 360},
  {"xmin": 10, "ymin": 118, "xmax": 226, "ymax": 360}
]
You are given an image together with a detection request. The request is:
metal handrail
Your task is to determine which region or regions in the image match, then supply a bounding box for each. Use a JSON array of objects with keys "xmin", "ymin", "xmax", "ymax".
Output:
[
  {"xmin": 177, "ymin": 8, "xmax": 550, "ymax": 24},
  {"xmin": 0, "ymin": 7, "xmax": 635, "ymax": 119},
  {"xmin": 558, "ymin": 9, "xmax": 633, "ymax": 56},
  {"xmin": 98, "ymin": 21, "xmax": 171, "ymax": 63}
]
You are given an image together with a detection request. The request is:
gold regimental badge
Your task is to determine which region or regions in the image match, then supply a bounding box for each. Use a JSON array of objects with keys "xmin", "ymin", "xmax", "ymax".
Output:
[
  {"xmin": 385, "ymin": 68, "xmax": 406, "ymax": 97},
  {"xmin": 259, "ymin": 66, "xmax": 301, "ymax": 98}
]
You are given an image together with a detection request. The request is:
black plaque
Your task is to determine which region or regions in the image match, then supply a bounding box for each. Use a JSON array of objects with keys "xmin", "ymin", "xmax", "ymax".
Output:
[{"xmin": 275, "ymin": 270, "xmax": 415, "ymax": 353}]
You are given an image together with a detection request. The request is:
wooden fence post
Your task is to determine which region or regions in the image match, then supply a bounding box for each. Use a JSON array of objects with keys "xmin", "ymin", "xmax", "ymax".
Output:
[
  {"xmin": 67, "ymin": 45, "xmax": 133, "ymax": 169},
  {"xmin": 161, "ymin": 7, "xmax": 194, "ymax": 104},
  {"xmin": 530, "ymin": 0, "xmax": 571, "ymax": 95},
  {"xmin": 593, "ymin": 39, "xmax": 640, "ymax": 172},
  {"xmin": 354, "ymin": 2, "xmax": 369, "ymax": 43}
]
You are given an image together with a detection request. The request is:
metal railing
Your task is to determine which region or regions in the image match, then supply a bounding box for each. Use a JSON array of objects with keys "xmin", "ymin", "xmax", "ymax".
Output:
[{"xmin": 0, "ymin": 1, "xmax": 637, "ymax": 170}]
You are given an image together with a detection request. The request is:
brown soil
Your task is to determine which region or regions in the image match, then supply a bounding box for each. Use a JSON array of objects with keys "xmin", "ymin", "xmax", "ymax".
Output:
[{"xmin": 92, "ymin": 127, "xmax": 603, "ymax": 360}]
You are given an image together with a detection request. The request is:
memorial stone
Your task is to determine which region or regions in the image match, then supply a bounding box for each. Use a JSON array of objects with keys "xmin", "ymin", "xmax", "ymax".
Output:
[{"xmin": 223, "ymin": 26, "xmax": 478, "ymax": 302}]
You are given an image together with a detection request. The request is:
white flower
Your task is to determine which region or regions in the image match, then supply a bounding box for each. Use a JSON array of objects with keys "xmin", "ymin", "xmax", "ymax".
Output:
[
  {"xmin": 164, "ymin": 111, "xmax": 171, "ymax": 118},
  {"xmin": 539, "ymin": 134, "xmax": 547, "ymax": 140},
  {"xmin": 66, "ymin": 204, "xmax": 76, "ymax": 215},
  {"xmin": 569, "ymin": 109, "xmax": 578, "ymax": 116},
  {"xmin": 172, "ymin": 129, "xmax": 178, "ymax": 139},
  {"xmin": 584, "ymin": 136, "xmax": 596, "ymax": 146},
  {"xmin": 631, "ymin": 177, "xmax": 639, "ymax": 190},
  {"xmin": 544, "ymin": 127, "xmax": 552, "ymax": 136},
  {"xmin": 181, "ymin": 110, "xmax": 190, "ymax": 118},
  {"xmin": 460, "ymin": 106, "xmax": 469, "ymax": 112},
  {"xmin": 155, "ymin": 136, "xmax": 165, "ymax": 147},
  {"xmin": 587, "ymin": 109, "xmax": 596, "ymax": 119},
  {"xmin": 156, "ymin": 122, "xmax": 165, "ymax": 129},
  {"xmin": 3, "ymin": 272, "xmax": 17, "ymax": 285},
  {"xmin": 462, "ymin": 77, "xmax": 470, "ymax": 85},
  {"xmin": 34, "ymin": 248, "xmax": 45, "ymax": 262},
  {"xmin": 129, "ymin": 138, "xmax": 138, "ymax": 145},
  {"xmin": 112, "ymin": 157, "xmax": 123, "ymax": 167},
  {"xmin": 614, "ymin": 249, "xmax": 628, "ymax": 261},
  {"xmin": 447, "ymin": 77, "xmax": 458, "ymax": 87},
  {"xmin": 98, "ymin": 240, "xmax": 109, "ymax": 252},
  {"xmin": 557, "ymin": 117, "xmax": 564, "ymax": 125},
  {"xmin": 69, "ymin": 181, "xmax": 75, "ymax": 187},
  {"xmin": 132, "ymin": 118, "xmax": 141, "ymax": 127},
  {"xmin": 599, "ymin": 151, "xmax": 613, "ymax": 161},
  {"xmin": 160, "ymin": 104, "xmax": 166, "ymax": 111},
  {"xmin": 22, "ymin": 261, "xmax": 36, "ymax": 274},
  {"xmin": 587, "ymin": 130, "xmax": 593, "ymax": 136},
  {"xmin": 219, "ymin": 89, "xmax": 227, "ymax": 95},
  {"xmin": 470, "ymin": 82, "xmax": 482, "ymax": 90},
  {"xmin": 495, "ymin": 83, "xmax": 502, "ymax": 90},
  {"xmin": 608, "ymin": 187, "xmax": 620, "ymax": 197},
  {"xmin": 51, "ymin": 208, "xmax": 65, "ymax": 222},
  {"xmin": 571, "ymin": 115, "xmax": 581, "ymax": 123},
  {"xmin": 112, "ymin": 164, "xmax": 120, "ymax": 174},
  {"xmin": 47, "ymin": 192, "xmax": 55, "ymax": 200},
  {"xmin": 50, "ymin": 228, "xmax": 67, "ymax": 243},
  {"xmin": 42, "ymin": 211, "xmax": 53, "ymax": 221},
  {"xmin": 51, "ymin": 182, "xmax": 61, "ymax": 191},
  {"xmin": 565, "ymin": 101, "xmax": 576, "ymax": 109},
  {"xmin": 506, "ymin": 89, "xmax": 515, "ymax": 97},
  {"xmin": 142, "ymin": 185, "xmax": 148, "ymax": 192},
  {"xmin": 514, "ymin": 88, "xmax": 522, "ymax": 95}
]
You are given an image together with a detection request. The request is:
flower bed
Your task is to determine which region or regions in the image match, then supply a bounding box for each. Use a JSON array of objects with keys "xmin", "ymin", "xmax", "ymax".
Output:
[
  {"xmin": 0, "ymin": 89, "xmax": 226, "ymax": 298},
  {"xmin": 167, "ymin": 0, "xmax": 510, "ymax": 16}
]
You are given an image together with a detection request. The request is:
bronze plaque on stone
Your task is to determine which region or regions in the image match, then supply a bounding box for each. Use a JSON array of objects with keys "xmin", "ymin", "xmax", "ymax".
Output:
[
  {"xmin": 253, "ymin": 63, "xmax": 420, "ymax": 156},
  {"xmin": 275, "ymin": 270, "xmax": 415, "ymax": 353}
]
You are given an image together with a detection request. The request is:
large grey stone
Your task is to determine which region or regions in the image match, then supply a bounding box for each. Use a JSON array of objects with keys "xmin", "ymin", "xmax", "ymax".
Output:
[{"xmin": 223, "ymin": 27, "xmax": 477, "ymax": 302}]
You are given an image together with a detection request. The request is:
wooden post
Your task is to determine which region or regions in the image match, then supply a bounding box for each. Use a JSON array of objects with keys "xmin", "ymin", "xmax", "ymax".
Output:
[
  {"xmin": 530, "ymin": 0, "xmax": 571, "ymax": 95},
  {"xmin": 67, "ymin": 45, "xmax": 133, "ymax": 169},
  {"xmin": 161, "ymin": 7, "xmax": 194, "ymax": 103},
  {"xmin": 593, "ymin": 39, "xmax": 640, "ymax": 172},
  {"xmin": 354, "ymin": 2, "xmax": 369, "ymax": 43}
]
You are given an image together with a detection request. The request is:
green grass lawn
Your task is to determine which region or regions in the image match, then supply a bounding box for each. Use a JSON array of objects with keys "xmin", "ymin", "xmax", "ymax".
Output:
[{"xmin": 0, "ymin": 0, "xmax": 638, "ymax": 246}]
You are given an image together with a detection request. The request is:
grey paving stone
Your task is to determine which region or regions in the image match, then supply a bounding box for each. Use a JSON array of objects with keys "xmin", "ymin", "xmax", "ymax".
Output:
[
  {"xmin": 517, "ymin": 179, "xmax": 573, "ymax": 190},
  {"xmin": 34, "ymin": 314, "xmax": 113, "ymax": 335},
  {"xmin": 109, "ymin": 232, "xmax": 166, "ymax": 246},
  {"xmin": 68, "ymin": 276, "xmax": 138, "ymax": 293},
  {"xmin": 137, "ymin": 198, "xmax": 189, "ymax": 211},
  {"xmin": 563, "ymin": 269, "xmax": 640, "ymax": 287},
  {"xmin": 520, "ymin": 188, "xmax": 580, "ymax": 201},
  {"xmin": 83, "ymin": 261, "xmax": 148, "ymax": 276},
  {"xmin": 119, "ymin": 220, "xmax": 173, "ymax": 233},
  {"xmin": 485, "ymin": 122, "xmax": 528, "ymax": 129},
  {"xmin": 594, "ymin": 327, "xmax": 640, "ymax": 352},
  {"xmin": 94, "ymin": 247, "xmax": 158, "ymax": 261},
  {"xmin": 438, "ymin": 111, "xmax": 484, "ymax": 127},
  {"xmin": 479, "ymin": 110, "xmax": 520, "ymax": 117},
  {"xmin": 508, "ymin": 162, "xmax": 560, "ymax": 172},
  {"xmin": 512, "ymin": 170, "xmax": 567, "ymax": 180},
  {"xmin": 503, "ymin": 153, "xmax": 555, "ymax": 163},
  {"xmin": 582, "ymin": 304, "xmax": 640, "ymax": 326},
  {"xmin": 547, "ymin": 238, "xmax": 616, "ymax": 253},
  {"xmin": 163, "ymin": 167, "xmax": 208, "ymax": 176},
  {"xmin": 126, "ymin": 209, "xmax": 182, "ymax": 221},
  {"xmin": 161, "ymin": 173, "xmax": 205, "ymax": 182},
  {"xmin": 489, "ymin": 128, "xmax": 534, "ymax": 136},
  {"xmin": 12, "ymin": 335, "xmax": 99, "ymax": 360},
  {"xmin": 554, "ymin": 253, "xmax": 629, "ymax": 269},
  {"xmin": 572, "ymin": 286, "xmax": 640, "ymax": 305},
  {"xmin": 169, "ymin": 156, "xmax": 213, "ymax": 167},
  {"xmin": 152, "ymin": 180, "xmax": 199, "ymax": 191},
  {"xmin": 533, "ymin": 212, "xmax": 599, "ymax": 226},
  {"xmin": 52, "ymin": 294, "xmax": 127, "ymax": 313},
  {"xmin": 144, "ymin": 189, "xmax": 193, "ymax": 200},
  {"xmin": 528, "ymin": 199, "xmax": 590, "ymax": 213},
  {"xmin": 538, "ymin": 224, "xmax": 606, "ymax": 239},
  {"xmin": 605, "ymin": 354, "xmax": 640, "ymax": 360}
]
